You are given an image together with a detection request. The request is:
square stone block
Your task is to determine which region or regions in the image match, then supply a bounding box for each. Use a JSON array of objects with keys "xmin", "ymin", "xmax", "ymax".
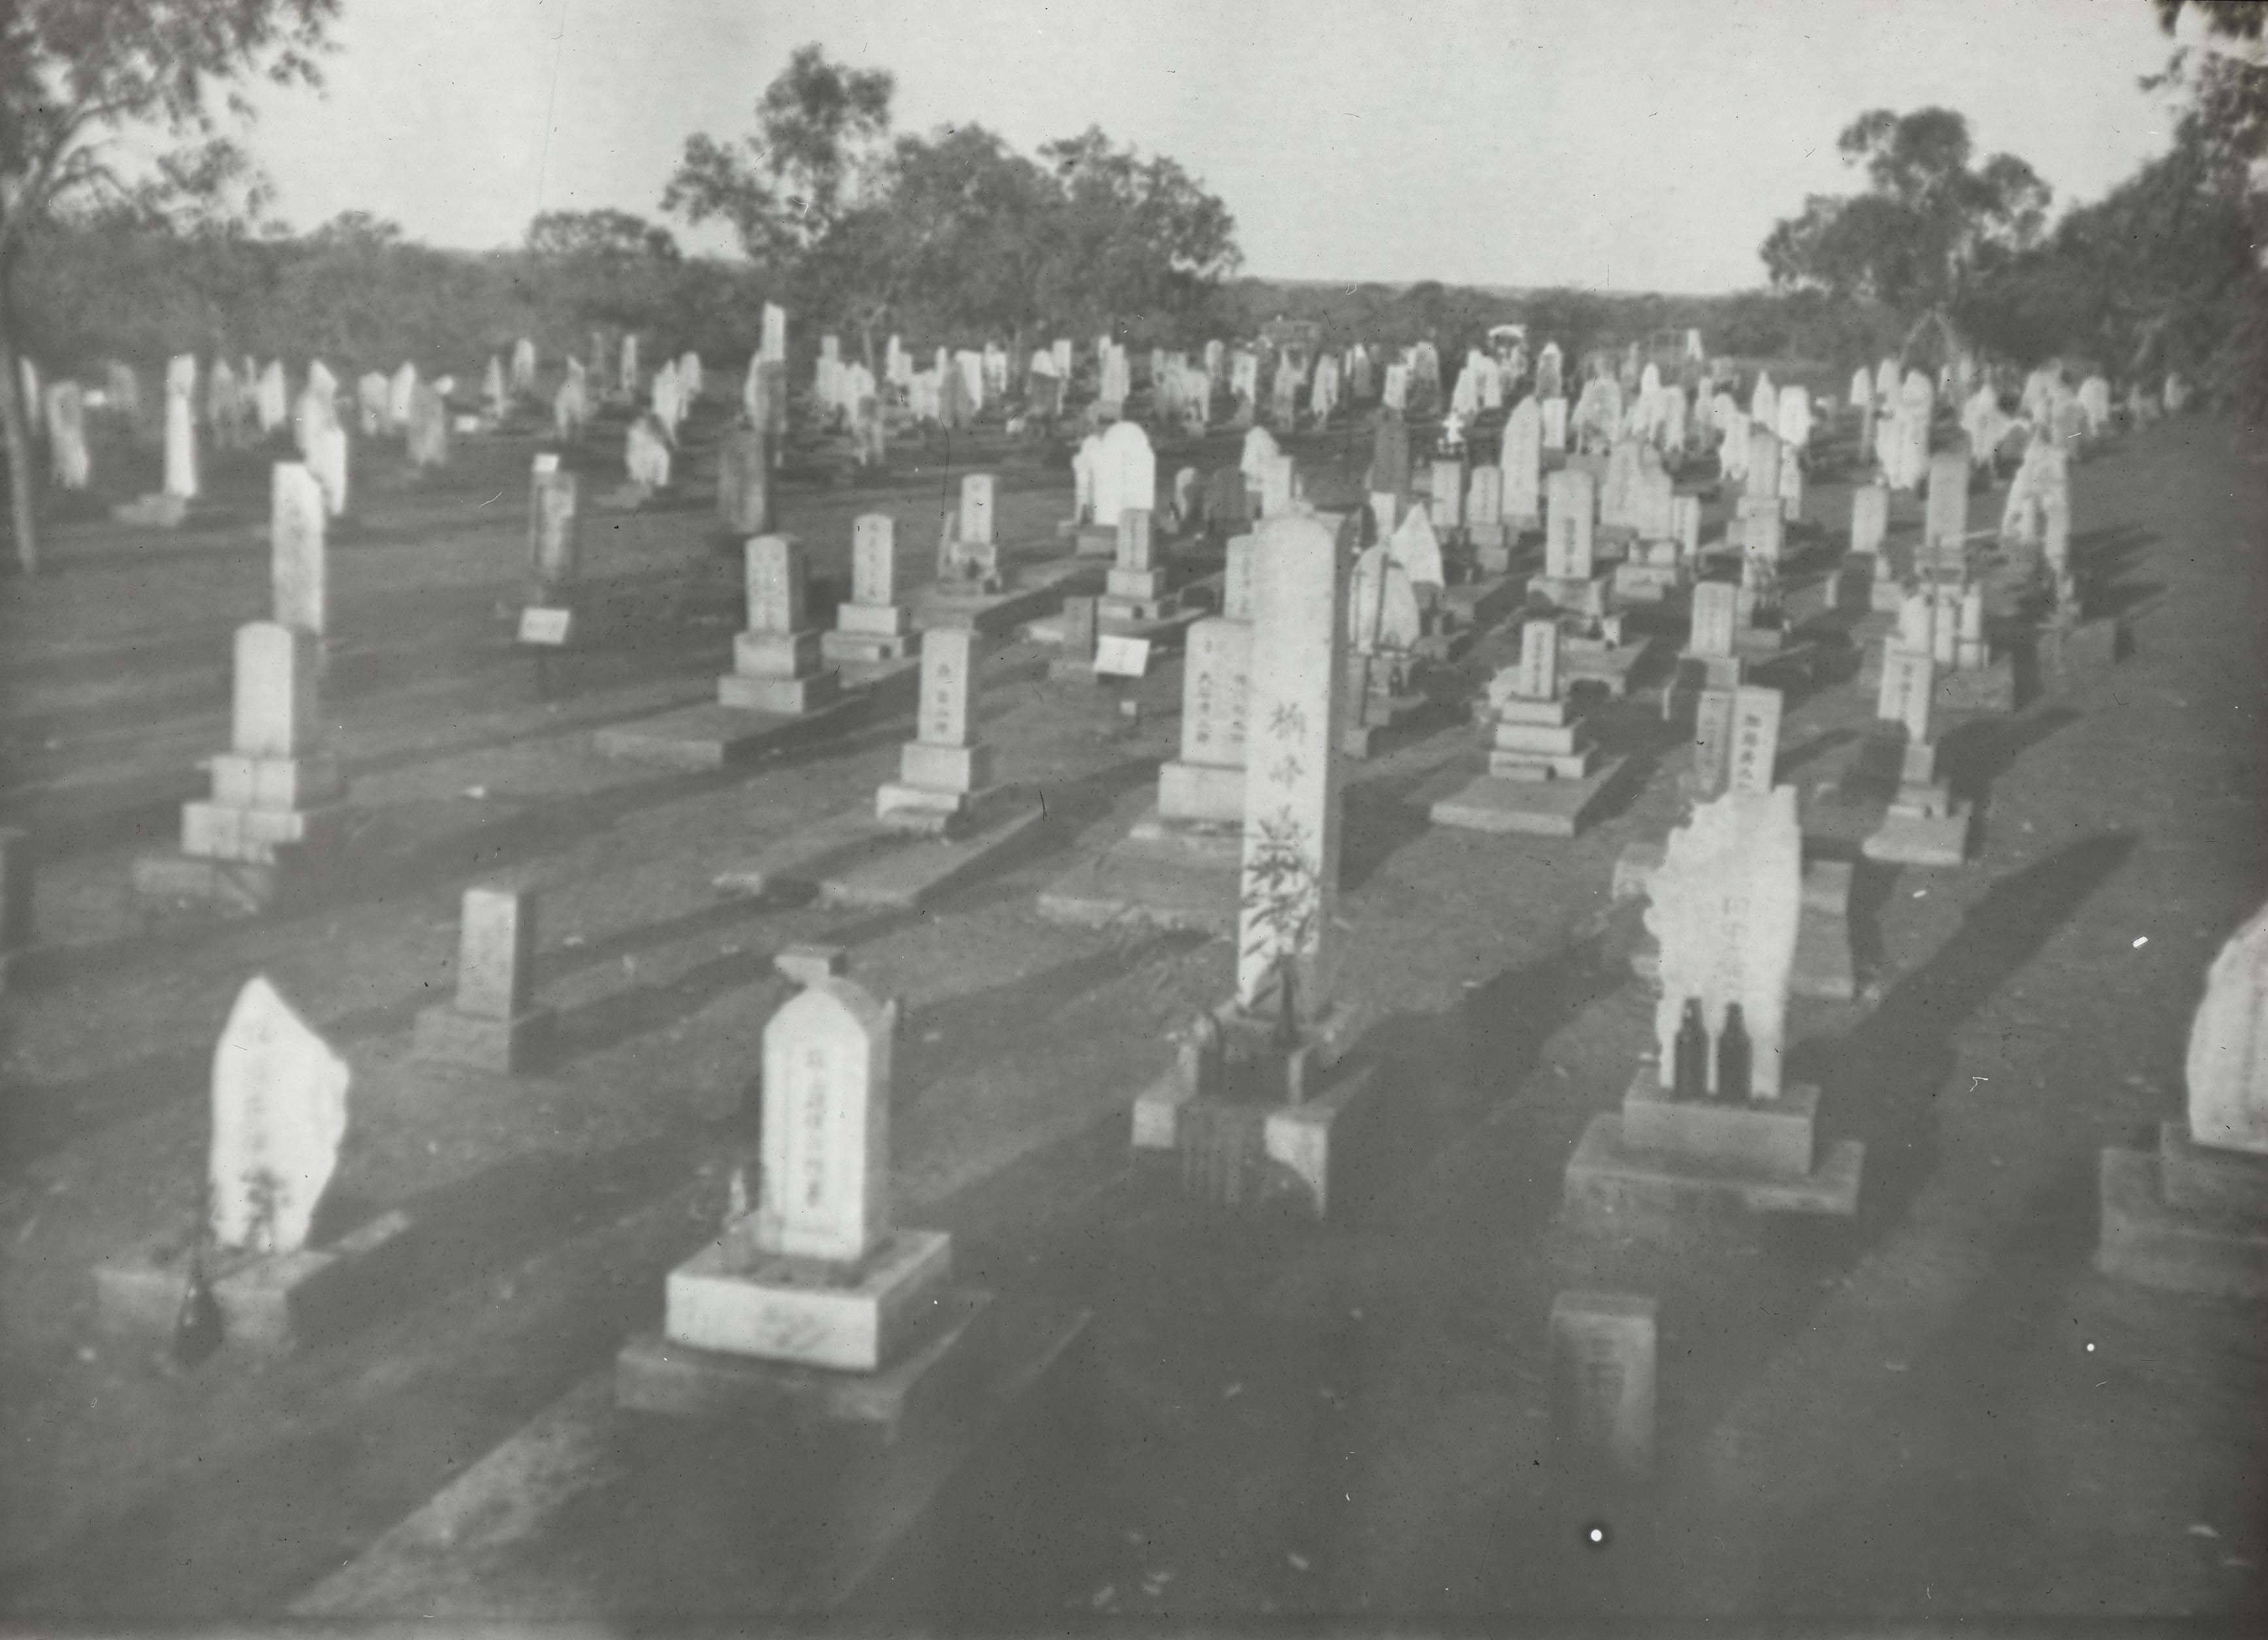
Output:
[
  {"xmin": 820, "ymin": 629, "xmax": 910, "ymax": 664},
  {"xmin": 411, "ymin": 1002, "xmax": 556, "ymax": 1075},
  {"xmin": 835, "ymin": 602, "xmax": 910, "ymax": 637},
  {"xmin": 2098, "ymin": 1146, "xmax": 2268, "ymax": 1299},
  {"xmin": 182, "ymin": 801, "xmax": 347, "ymax": 865},
  {"xmin": 1107, "ymin": 568, "xmax": 1169, "ymax": 601},
  {"xmin": 1562, "ymin": 1113, "xmax": 1862, "ymax": 1238},
  {"xmin": 2158, "ymin": 1123, "xmax": 2268, "ymax": 1218},
  {"xmin": 662, "ymin": 1227, "xmax": 953, "ymax": 1372},
  {"xmin": 1620, "ymin": 1068, "xmax": 1819, "ymax": 1180},
  {"xmin": 1158, "ymin": 760, "xmax": 1245, "ymax": 824},
  {"xmin": 93, "ymin": 1210, "xmax": 417, "ymax": 1353},
  {"xmin": 1493, "ymin": 719, "xmax": 1584, "ymax": 758},
  {"xmin": 1498, "ymin": 696, "xmax": 1574, "ymax": 728},
  {"xmin": 731, "ymin": 629, "xmax": 822, "ymax": 680},
  {"xmin": 1863, "ymin": 805, "xmax": 1971, "ymax": 868},
  {"xmin": 716, "ymin": 669, "xmax": 840, "ymax": 715},
  {"xmin": 899, "ymin": 739, "xmax": 993, "ymax": 795},
  {"xmin": 210, "ymin": 753, "xmax": 343, "ymax": 812}
]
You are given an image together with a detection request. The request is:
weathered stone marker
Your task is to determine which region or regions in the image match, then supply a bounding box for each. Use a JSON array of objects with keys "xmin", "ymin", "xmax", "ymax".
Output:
[
  {"xmin": 1550, "ymin": 1291, "xmax": 1657, "ymax": 1477},
  {"xmin": 876, "ymin": 627, "xmax": 993, "ymax": 832},
  {"xmin": 717, "ymin": 422, "xmax": 768, "ymax": 536},
  {"xmin": 413, "ymin": 884, "xmax": 556, "ymax": 1073},
  {"xmin": 1157, "ymin": 617, "xmax": 1252, "ymax": 825},
  {"xmin": 718, "ymin": 535, "xmax": 840, "ymax": 714},
  {"xmin": 822, "ymin": 513, "xmax": 912, "ymax": 665}
]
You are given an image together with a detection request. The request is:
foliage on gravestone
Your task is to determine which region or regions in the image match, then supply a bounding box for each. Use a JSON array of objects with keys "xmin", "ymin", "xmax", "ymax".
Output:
[{"xmin": 0, "ymin": 0, "xmax": 339, "ymax": 575}]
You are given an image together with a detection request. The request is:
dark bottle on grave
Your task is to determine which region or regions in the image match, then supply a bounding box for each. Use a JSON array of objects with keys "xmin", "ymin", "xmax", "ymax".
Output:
[
  {"xmin": 1672, "ymin": 998, "xmax": 1710, "ymax": 1101},
  {"xmin": 1717, "ymin": 1004, "xmax": 1753, "ymax": 1102}
]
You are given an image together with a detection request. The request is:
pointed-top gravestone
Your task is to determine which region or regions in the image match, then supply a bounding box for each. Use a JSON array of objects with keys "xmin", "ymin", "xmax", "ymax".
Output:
[
  {"xmin": 1348, "ymin": 544, "xmax": 1422, "ymax": 654},
  {"xmin": 2186, "ymin": 903, "xmax": 2268, "ymax": 1154},
  {"xmin": 1646, "ymin": 787, "xmax": 1802, "ymax": 1099},
  {"xmin": 208, "ymin": 977, "xmax": 350, "ymax": 1255},
  {"xmin": 1238, "ymin": 514, "xmax": 1347, "ymax": 1020},
  {"xmin": 756, "ymin": 977, "xmax": 899, "ymax": 1265}
]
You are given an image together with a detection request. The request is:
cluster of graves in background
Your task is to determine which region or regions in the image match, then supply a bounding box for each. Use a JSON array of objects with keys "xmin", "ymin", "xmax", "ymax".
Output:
[{"xmin": 13, "ymin": 296, "xmax": 2254, "ymax": 1616}]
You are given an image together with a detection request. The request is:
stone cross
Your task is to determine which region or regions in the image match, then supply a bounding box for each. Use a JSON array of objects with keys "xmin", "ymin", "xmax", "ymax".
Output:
[
  {"xmin": 756, "ymin": 977, "xmax": 899, "ymax": 1265},
  {"xmin": 851, "ymin": 514, "xmax": 895, "ymax": 607},
  {"xmin": 208, "ymin": 975, "xmax": 350, "ymax": 1255},
  {"xmin": 960, "ymin": 473, "xmax": 996, "ymax": 547},
  {"xmin": 2186, "ymin": 900, "xmax": 2268, "ymax": 1154},
  {"xmin": 1544, "ymin": 468, "xmax": 1595, "ymax": 580},
  {"xmin": 1689, "ymin": 581, "xmax": 1738, "ymax": 658},
  {"xmin": 270, "ymin": 464, "xmax": 328, "ymax": 636},
  {"xmin": 1646, "ymin": 787, "xmax": 1802, "ymax": 1098},
  {"xmin": 1237, "ymin": 514, "xmax": 1348, "ymax": 1021}
]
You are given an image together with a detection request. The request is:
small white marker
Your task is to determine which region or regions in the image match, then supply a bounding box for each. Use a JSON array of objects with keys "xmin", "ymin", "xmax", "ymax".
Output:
[{"xmin": 2133, "ymin": 937, "xmax": 2148, "ymax": 948}]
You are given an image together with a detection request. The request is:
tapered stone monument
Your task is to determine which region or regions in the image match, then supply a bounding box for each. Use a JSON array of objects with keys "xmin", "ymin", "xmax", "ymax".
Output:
[{"xmin": 412, "ymin": 884, "xmax": 556, "ymax": 1073}]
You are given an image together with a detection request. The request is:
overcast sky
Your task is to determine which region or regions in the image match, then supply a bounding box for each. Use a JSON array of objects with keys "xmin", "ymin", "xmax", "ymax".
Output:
[{"xmin": 241, "ymin": 0, "xmax": 2182, "ymax": 292}]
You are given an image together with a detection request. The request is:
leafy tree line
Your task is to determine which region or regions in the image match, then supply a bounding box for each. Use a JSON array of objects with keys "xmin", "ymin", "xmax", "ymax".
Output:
[{"xmin": 1760, "ymin": 0, "xmax": 2267, "ymax": 413}]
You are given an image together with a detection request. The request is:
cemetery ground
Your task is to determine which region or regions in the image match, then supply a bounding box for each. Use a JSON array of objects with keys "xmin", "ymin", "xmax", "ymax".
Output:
[{"xmin": 0, "ymin": 403, "xmax": 2264, "ymax": 1620}]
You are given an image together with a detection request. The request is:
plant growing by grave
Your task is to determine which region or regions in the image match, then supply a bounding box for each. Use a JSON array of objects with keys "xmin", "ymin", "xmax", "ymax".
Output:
[
  {"xmin": 0, "ymin": 0, "xmax": 339, "ymax": 575},
  {"xmin": 1239, "ymin": 812, "xmax": 1320, "ymax": 988}
]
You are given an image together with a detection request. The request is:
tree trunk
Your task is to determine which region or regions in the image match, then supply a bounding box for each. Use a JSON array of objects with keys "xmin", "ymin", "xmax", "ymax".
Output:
[{"xmin": 0, "ymin": 279, "xmax": 40, "ymax": 576}]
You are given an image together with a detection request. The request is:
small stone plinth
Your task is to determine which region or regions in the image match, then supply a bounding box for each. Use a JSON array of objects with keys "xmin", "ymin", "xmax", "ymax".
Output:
[
  {"xmin": 411, "ymin": 1002, "xmax": 556, "ymax": 1075},
  {"xmin": 2098, "ymin": 1128, "xmax": 2268, "ymax": 1299},
  {"xmin": 1130, "ymin": 1003, "xmax": 1375, "ymax": 1220},
  {"xmin": 717, "ymin": 667, "xmax": 840, "ymax": 716},
  {"xmin": 94, "ymin": 1210, "xmax": 417, "ymax": 1353},
  {"xmin": 615, "ymin": 1287, "xmax": 995, "ymax": 1445},
  {"xmin": 662, "ymin": 1228, "xmax": 954, "ymax": 1374},
  {"xmin": 1430, "ymin": 757, "xmax": 1626, "ymax": 838},
  {"xmin": 1562, "ymin": 1064, "xmax": 1862, "ymax": 1240},
  {"xmin": 2037, "ymin": 616, "xmax": 2128, "ymax": 679},
  {"xmin": 1863, "ymin": 804, "xmax": 1972, "ymax": 868}
]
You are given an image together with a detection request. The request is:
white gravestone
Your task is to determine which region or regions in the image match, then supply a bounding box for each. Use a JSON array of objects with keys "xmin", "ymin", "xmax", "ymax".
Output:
[
  {"xmin": 1237, "ymin": 514, "xmax": 1347, "ymax": 1017},
  {"xmin": 2186, "ymin": 904, "xmax": 2268, "ymax": 1154},
  {"xmin": 756, "ymin": 979, "xmax": 899, "ymax": 1265},
  {"xmin": 208, "ymin": 976, "xmax": 350, "ymax": 1255},
  {"xmin": 270, "ymin": 464, "xmax": 328, "ymax": 635},
  {"xmin": 1645, "ymin": 787, "xmax": 1802, "ymax": 1098}
]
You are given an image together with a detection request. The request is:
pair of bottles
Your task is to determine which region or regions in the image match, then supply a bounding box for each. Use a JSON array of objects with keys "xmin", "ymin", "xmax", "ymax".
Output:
[{"xmin": 1672, "ymin": 997, "xmax": 1751, "ymax": 1101}]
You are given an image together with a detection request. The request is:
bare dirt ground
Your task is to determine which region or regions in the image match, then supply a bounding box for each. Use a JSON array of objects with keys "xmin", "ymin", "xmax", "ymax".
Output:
[{"xmin": 0, "ymin": 398, "xmax": 2262, "ymax": 1621}]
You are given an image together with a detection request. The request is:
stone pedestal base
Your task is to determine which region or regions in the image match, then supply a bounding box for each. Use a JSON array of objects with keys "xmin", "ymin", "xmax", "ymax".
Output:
[
  {"xmin": 718, "ymin": 667, "xmax": 841, "ymax": 716},
  {"xmin": 94, "ymin": 1210, "xmax": 418, "ymax": 1353},
  {"xmin": 661, "ymin": 1228, "xmax": 954, "ymax": 1373},
  {"xmin": 1037, "ymin": 809, "xmax": 1241, "ymax": 935},
  {"xmin": 2100, "ymin": 1129, "xmax": 2268, "ymax": 1299},
  {"xmin": 1131, "ymin": 1052, "xmax": 1379, "ymax": 1221},
  {"xmin": 412, "ymin": 1002, "xmax": 556, "ymax": 1074},
  {"xmin": 1430, "ymin": 757, "xmax": 1625, "ymax": 838},
  {"xmin": 1563, "ymin": 639, "xmax": 1647, "ymax": 699},
  {"xmin": 1863, "ymin": 802, "xmax": 1972, "ymax": 868},
  {"xmin": 114, "ymin": 494, "xmax": 191, "ymax": 529},
  {"xmin": 820, "ymin": 629, "xmax": 911, "ymax": 665},
  {"xmin": 1562, "ymin": 1066, "xmax": 1863, "ymax": 1239},
  {"xmin": 1531, "ymin": 573, "xmax": 1611, "ymax": 618},
  {"xmin": 615, "ymin": 1286, "xmax": 995, "ymax": 1445}
]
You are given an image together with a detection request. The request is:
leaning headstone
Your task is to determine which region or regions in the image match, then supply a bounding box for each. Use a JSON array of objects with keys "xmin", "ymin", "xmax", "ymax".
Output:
[
  {"xmin": 270, "ymin": 464, "xmax": 328, "ymax": 637},
  {"xmin": 718, "ymin": 535, "xmax": 840, "ymax": 714},
  {"xmin": 822, "ymin": 514, "xmax": 912, "ymax": 664},
  {"xmin": 413, "ymin": 884, "xmax": 556, "ymax": 1072}
]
